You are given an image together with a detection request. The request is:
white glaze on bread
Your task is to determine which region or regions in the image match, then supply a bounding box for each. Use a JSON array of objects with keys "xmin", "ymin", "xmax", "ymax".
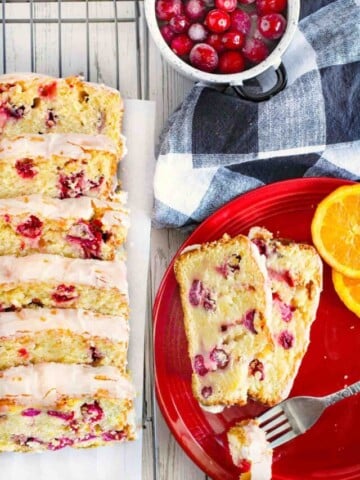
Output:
[{"xmin": 0, "ymin": 308, "xmax": 129, "ymax": 342}]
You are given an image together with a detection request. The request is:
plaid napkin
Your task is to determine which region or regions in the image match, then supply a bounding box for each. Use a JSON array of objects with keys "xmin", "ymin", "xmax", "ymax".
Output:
[{"xmin": 153, "ymin": 0, "xmax": 360, "ymax": 229}]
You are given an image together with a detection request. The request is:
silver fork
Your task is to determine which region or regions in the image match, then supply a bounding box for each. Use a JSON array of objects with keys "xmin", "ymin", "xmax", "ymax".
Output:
[{"xmin": 257, "ymin": 379, "xmax": 360, "ymax": 448}]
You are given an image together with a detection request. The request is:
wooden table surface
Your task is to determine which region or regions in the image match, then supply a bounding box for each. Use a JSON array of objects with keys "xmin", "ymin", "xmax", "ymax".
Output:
[{"xmin": 0, "ymin": 1, "xmax": 207, "ymax": 478}]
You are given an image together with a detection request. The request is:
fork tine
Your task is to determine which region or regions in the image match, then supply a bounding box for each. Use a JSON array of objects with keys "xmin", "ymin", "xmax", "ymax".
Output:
[
  {"xmin": 269, "ymin": 429, "xmax": 297, "ymax": 449},
  {"xmin": 260, "ymin": 412, "xmax": 287, "ymax": 432},
  {"xmin": 257, "ymin": 404, "xmax": 283, "ymax": 425},
  {"xmin": 265, "ymin": 420, "xmax": 292, "ymax": 441}
]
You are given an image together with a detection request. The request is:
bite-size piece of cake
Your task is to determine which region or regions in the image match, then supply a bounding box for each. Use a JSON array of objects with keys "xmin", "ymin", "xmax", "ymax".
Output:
[
  {"xmin": 0, "ymin": 193, "xmax": 129, "ymax": 260},
  {"xmin": 174, "ymin": 234, "xmax": 273, "ymax": 409},
  {"xmin": 0, "ymin": 133, "xmax": 119, "ymax": 199},
  {"xmin": 0, "ymin": 308, "xmax": 129, "ymax": 371},
  {"xmin": 0, "ymin": 74, "xmax": 124, "ymax": 156},
  {"xmin": 0, "ymin": 363, "xmax": 136, "ymax": 452},
  {"xmin": 248, "ymin": 227, "xmax": 323, "ymax": 405},
  {"xmin": 0, "ymin": 253, "xmax": 128, "ymax": 316},
  {"xmin": 228, "ymin": 419, "xmax": 272, "ymax": 480}
]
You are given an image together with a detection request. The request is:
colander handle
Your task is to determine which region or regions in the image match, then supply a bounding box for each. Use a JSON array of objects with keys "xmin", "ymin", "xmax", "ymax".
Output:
[{"xmin": 232, "ymin": 63, "xmax": 287, "ymax": 103}]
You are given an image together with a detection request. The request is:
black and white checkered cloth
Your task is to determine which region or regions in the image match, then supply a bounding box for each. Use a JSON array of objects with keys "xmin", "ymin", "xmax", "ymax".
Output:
[{"xmin": 153, "ymin": 0, "xmax": 360, "ymax": 229}]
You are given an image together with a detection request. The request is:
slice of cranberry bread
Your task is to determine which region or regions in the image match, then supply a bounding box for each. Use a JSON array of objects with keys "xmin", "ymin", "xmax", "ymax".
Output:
[
  {"xmin": 248, "ymin": 227, "xmax": 323, "ymax": 405},
  {"xmin": 0, "ymin": 308, "xmax": 129, "ymax": 371},
  {"xmin": 174, "ymin": 234, "xmax": 273, "ymax": 409},
  {"xmin": 0, "ymin": 363, "xmax": 136, "ymax": 452},
  {"xmin": 0, "ymin": 193, "xmax": 129, "ymax": 259},
  {"xmin": 0, "ymin": 253, "xmax": 128, "ymax": 316},
  {"xmin": 0, "ymin": 133, "xmax": 119, "ymax": 199},
  {"xmin": 0, "ymin": 73, "xmax": 124, "ymax": 156},
  {"xmin": 227, "ymin": 419, "xmax": 272, "ymax": 480}
]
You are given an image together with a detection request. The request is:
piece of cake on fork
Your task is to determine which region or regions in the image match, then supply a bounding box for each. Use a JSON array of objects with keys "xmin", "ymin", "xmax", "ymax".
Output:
[
  {"xmin": 227, "ymin": 419, "xmax": 272, "ymax": 480},
  {"xmin": 174, "ymin": 233, "xmax": 273, "ymax": 409}
]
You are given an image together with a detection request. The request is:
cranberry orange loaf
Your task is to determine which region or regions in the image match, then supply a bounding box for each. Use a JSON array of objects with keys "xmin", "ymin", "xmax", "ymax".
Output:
[
  {"xmin": 174, "ymin": 234, "xmax": 273, "ymax": 408},
  {"xmin": 0, "ymin": 308, "xmax": 129, "ymax": 371},
  {"xmin": 227, "ymin": 419, "xmax": 272, "ymax": 480},
  {"xmin": 0, "ymin": 133, "xmax": 120, "ymax": 199},
  {"xmin": 248, "ymin": 227, "xmax": 323, "ymax": 405},
  {"xmin": 0, "ymin": 254, "xmax": 128, "ymax": 316},
  {"xmin": 0, "ymin": 193, "xmax": 129, "ymax": 259},
  {"xmin": 0, "ymin": 74, "xmax": 124, "ymax": 155},
  {"xmin": 0, "ymin": 363, "xmax": 136, "ymax": 452}
]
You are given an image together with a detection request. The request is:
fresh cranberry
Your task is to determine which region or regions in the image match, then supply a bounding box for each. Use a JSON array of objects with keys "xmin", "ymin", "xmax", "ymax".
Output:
[
  {"xmin": 215, "ymin": 0, "xmax": 237, "ymax": 12},
  {"xmin": 45, "ymin": 109, "xmax": 58, "ymax": 128},
  {"xmin": 155, "ymin": 0, "xmax": 183, "ymax": 21},
  {"xmin": 257, "ymin": 0, "xmax": 287, "ymax": 14},
  {"xmin": 188, "ymin": 23, "xmax": 208, "ymax": 42},
  {"xmin": 22, "ymin": 408, "xmax": 41, "ymax": 417},
  {"xmin": 238, "ymin": 459, "xmax": 252, "ymax": 473},
  {"xmin": 193, "ymin": 354, "xmax": 209, "ymax": 376},
  {"xmin": 207, "ymin": 33, "xmax": 226, "ymax": 53},
  {"xmin": 15, "ymin": 158, "xmax": 37, "ymax": 179},
  {"xmin": 16, "ymin": 215, "xmax": 43, "ymax": 239},
  {"xmin": 47, "ymin": 410, "xmax": 75, "ymax": 422},
  {"xmin": 38, "ymin": 81, "xmax": 57, "ymax": 99},
  {"xmin": 81, "ymin": 401, "xmax": 104, "ymax": 423},
  {"xmin": 66, "ymin": 219, "xmax": 103, "ymax": 259},
  {"xmin": 52, "ymin": 284, "xmax": 78, "ymax": 303},
  {"xmin": 58, "ymin": 171, "xmax": 85, "ymax": 198},
  {"xmin": 201, "ymin": 386, "xmax": 213, "ymax": 398},
  {"xmin": 171, "ymin": 34, "xmax": 194, "ymax": 56},
  {"xmin": 241, "ymin": 309, "xmax": 257, "ymax": 334},
  {"xmin": 218, "ymin": 51, "xmax": 246, "ymax": 73},
  {"xmin": 160, "ymin": 25, "xmax": 176, "ymax": 44},
  {"xmin": 278, "ymin": 330, "xmax": 294, "ymax": 349},
  {"xmin": 189, "ymin": 279, "xmax": 203, "ymax": 306},
  {"xmin": 48, "ymin": 437, "xmax": 74, "ymax": 451},
  {"xmin": 210, "ymin": 347, "xmax": 229, "ymax": 369},
  {"xmin": 221, "ymin": 31, "xmax": 245, "ymax": 49},
  {"xmin": 249, "ymin": 359, "xmax": 265, "ymax": 380},
  {"xmin": 184, "ymin": 0, "xmax": 206, "ymax": 21},
  {"xmin": 242, "ymin": 37, "xmax": 269, "ymax": 64},
  {"xmin": 230, "ymin": 9, "xmax": 251, "ymax": 35},
  {"xmin": 102, "ymin": 430, "xmax": 125, "ymax": 441},
  {"xmin": 89, "ymin": 345, "xmax": 103, "ymax": 363},
  {"xmin": 189, "ymin": 43, "xmax": 218, "ymax": 72},
  {"xmin": 169, "ymin": 14, "xmax": 191, "ymax": 34},
  {"xmin": 259, "ymin": 13, "xmax": 286, "ymax": 39},
  {"xmin": 205, "ymin": 9, "xmax": 231, "ymax": 33},
  {"xmin": 4, "ymin": 214, "xmax": 10, "ymax": 223}
]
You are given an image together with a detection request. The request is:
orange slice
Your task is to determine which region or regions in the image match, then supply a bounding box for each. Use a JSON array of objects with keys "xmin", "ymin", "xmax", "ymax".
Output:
[
  {"xmin": 332, "ymin": 269, "xmax": 360, "ymax": 318},
  {"xmin": 311, "ymin": 184, "xmax": 360, "ymax": 278}
]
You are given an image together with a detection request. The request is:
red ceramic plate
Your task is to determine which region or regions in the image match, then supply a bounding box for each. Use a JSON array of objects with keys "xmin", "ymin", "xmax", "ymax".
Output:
[{"xmin": 153, "ymin": 178, "xmax": 360, "ymax": 480}]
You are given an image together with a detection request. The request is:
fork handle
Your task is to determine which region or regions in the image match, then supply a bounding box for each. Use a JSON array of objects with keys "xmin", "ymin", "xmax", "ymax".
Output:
[{"xmin": 324, "ymin": 379, "xmax": 360, "ymax": 407}]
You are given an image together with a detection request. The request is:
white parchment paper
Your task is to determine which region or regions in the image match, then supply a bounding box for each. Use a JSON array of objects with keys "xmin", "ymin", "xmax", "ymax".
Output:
[{"xmin": 0, "ymin": 99, "xmax": 156, "ymax": 480}]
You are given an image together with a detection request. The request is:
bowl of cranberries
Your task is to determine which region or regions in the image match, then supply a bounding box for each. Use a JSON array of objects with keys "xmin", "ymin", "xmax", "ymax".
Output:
[{"xmin": 145, "ymin": 0, "xmax": 299, "ymax": 100}]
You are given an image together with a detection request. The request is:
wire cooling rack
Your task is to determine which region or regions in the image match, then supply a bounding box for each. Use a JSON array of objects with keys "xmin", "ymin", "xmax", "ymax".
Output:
[{"xmin": 0, "ymin": 0, "xmax": 149, "ymax": 99}]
